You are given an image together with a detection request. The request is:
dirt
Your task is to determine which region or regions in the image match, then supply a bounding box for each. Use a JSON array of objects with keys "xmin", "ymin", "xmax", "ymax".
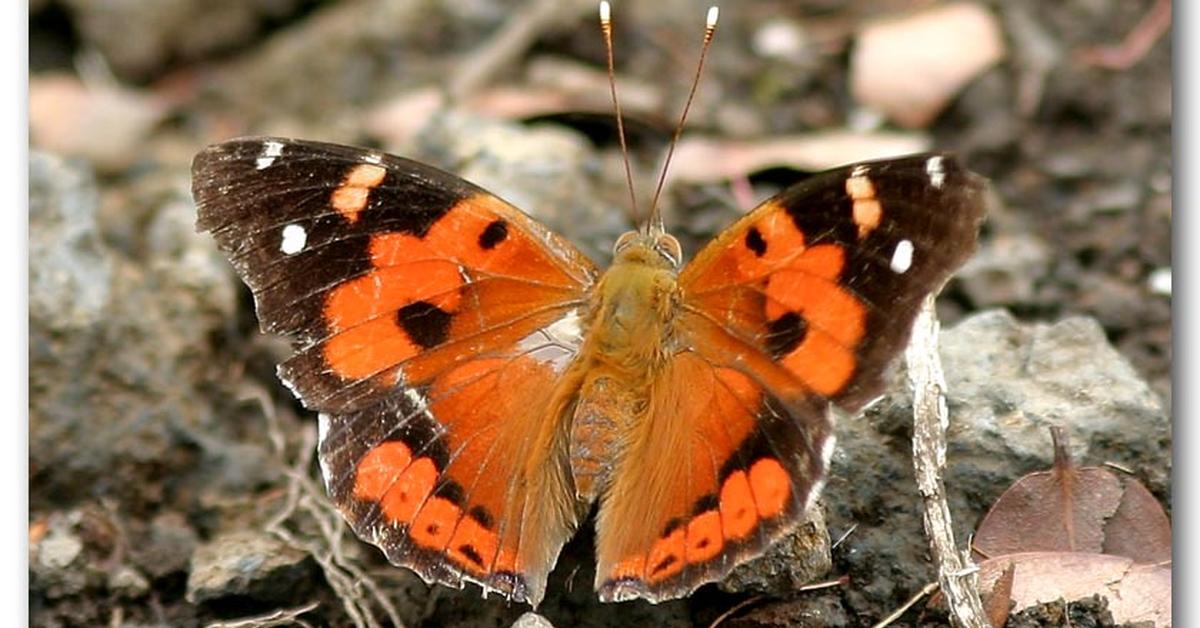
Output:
[{"xmin": 29, "ymin": 0, "xmax": 1170, "ymax": 626}]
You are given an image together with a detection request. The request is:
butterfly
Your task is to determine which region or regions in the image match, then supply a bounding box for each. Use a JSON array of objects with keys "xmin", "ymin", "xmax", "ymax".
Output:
[{"xmin": 193, "ymin": 135, "xmax": 985, "ymax": 605}]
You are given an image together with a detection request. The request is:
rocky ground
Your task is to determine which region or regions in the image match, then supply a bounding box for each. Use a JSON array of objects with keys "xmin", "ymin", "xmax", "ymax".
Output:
[{"xmin": 29, "ymin": 0, "xmax": 1171, "ymax": 626}]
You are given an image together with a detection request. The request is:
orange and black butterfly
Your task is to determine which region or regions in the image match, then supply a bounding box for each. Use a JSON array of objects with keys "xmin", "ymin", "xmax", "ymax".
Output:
[{"xmin": 192, "ymin": 4, "xmax": 986, "ymax": 608}]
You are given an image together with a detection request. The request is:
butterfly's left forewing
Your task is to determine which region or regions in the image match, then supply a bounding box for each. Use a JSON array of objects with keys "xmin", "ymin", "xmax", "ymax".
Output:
[
  {"xmin": 594, "ymin": 153, "xmax": 986, "ymax": 600},
  {"xmin": 194, "ymin": 137, "xmax": 598, "ymax": 604}
]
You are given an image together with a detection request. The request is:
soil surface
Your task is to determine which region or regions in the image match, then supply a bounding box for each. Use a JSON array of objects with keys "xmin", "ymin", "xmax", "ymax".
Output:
[{"xmin": 30, "ymin": 0, "xmax": 1171, "ymax": 626}]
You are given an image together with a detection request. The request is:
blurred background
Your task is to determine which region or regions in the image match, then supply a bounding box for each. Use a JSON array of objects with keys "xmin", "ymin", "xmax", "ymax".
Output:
[{"xmin": 29, "ymin": 0, "xmax": 1171, "ymax": 626}]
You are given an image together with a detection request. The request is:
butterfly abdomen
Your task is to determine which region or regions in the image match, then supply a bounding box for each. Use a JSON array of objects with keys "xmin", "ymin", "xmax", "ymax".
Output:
[{"xmin": 568, "ymin": 239, "xmax": 681, "ymax": 503}]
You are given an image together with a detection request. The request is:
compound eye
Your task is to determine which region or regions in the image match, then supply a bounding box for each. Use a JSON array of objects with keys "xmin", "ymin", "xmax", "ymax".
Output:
[
  {"xmin": 613, "ymin": 231, "xmax": 638, "ymax": 254},
  {"xmin": 656, "ymin": 234, "xmax": 682, "ymax": 266}
]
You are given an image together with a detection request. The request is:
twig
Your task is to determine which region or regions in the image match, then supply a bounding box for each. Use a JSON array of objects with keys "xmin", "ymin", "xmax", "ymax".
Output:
[
  {"xmin": 448, "ymin": 0, "xmax": 593, "ymax": 101},
  {"xmin": 1076, "ymin": 0, "xmax": 1170, "ymax": 70},
  {"xmin": 831, "ymin": 523, "xmax": 859, "ymax": 551},
  {"xmin": 242, "ymin": 384, "xmax": 405, "ymax": 628},
  {"xmin": 905, "ymin": 297, "xmax": 988, "ymax": 627},
  {"xmin": 205, "ymin": 601, "xmax": 320, "ymax": 628},
  {"xmin": 1103, "ymin": 461, "xmax": 1136, "ymax": 475},
  {"xmin": 797, "ymin": 575, "xmax": 849, "ymax": 592},
  {"xmin": 871, "ymin": 581, "xmax": 940, "ymax": 628},
  {"xmin": 708, "ymin": 595, "xmax": 764, "ymax": 628}
]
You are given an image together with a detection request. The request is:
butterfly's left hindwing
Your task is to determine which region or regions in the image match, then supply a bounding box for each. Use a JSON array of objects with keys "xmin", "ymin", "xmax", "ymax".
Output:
[{"xmin": 194, "ymin": 137, "xmax": 599, "ymax": 604}]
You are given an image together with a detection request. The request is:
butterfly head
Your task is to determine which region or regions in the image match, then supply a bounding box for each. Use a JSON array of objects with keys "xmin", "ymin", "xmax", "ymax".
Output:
[{"xmin": 613, "ymin": 229, "xmax": 682, "ymax": 269}]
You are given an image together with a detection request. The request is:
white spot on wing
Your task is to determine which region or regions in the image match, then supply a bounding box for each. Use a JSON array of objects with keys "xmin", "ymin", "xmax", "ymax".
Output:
[
  {"xmin": 364, "ymin": 152, "xmax": 383, "ymax": 165},
  {"xmin": 280, "ymin": 224, "xmax": 307, "ymax": 255},
  {"xmin": 890, "ymin": 239, "xmax": 914, "ymax": 273},
  {"xmin": 926, "ymin": 155, "xmax": 945, "ymax": 189},
  {"xmin": 256, "ymin": 140, "xmax": 284, "ymax": 169},
  {"xmin": 851, "ymin": 164, "xmax": 869, "ymax": 178}
]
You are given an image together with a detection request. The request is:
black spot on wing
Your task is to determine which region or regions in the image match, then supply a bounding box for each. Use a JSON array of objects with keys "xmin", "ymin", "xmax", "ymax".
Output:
[
  {"xmin": 745, "ymin": 227, "xmax": 767, "ymax": 257},
  {"xmin": 478, "ymin": 219, "xmax": 509, "ymax": 250},
  {"xmin": 764, "ymin": 312, "xmax": 807, "ymax": 358},
  {"xmin": 396, "ymin": 301, "xmax": 453, "ymax": 348}
]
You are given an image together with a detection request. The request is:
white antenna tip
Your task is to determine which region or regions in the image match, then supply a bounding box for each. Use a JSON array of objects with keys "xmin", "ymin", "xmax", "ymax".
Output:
[
  {"xmin": 599, "ymin": 1, "xmax": 610, "ymax": 22},
  {"xmin": 706, "ymin": 6, "xmax": 719, "ymax": 27}
]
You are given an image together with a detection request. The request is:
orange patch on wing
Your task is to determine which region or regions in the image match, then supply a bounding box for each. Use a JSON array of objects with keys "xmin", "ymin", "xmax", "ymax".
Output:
[
  {"xmin": 448, "ymin": 516, "xmax": 500, "ymax": 572},
  {"xmin": 684, "ymin": 511, "xmax": 725, "ymax": 563},
  {"xmin": 323, "ymin": 316, "xmax": 419, "ymax": 380},
  {"xmin": 719, "ymin": 471, "xmax": 758, "ymax": 540},
  {"xmin": 411, "ymin": 497, "xmax": 462, "ymax": 551},
  {"xmin": 647, "ymin": 527, "xmax": 686, "ymax": 582},
  {"xmin": 781, "ymin": 330, "xmax": 857, "ymax": 395},
  {"xmin": 610, "ymin": 555, "xmax": 647, "ymax": 581},
  {"xmin": 733, "ymin": 208, "xmax": 808, "ymax": 278},
  {"xmin": 331, "ymin": 163, "xmax": 387, "ymax": 223},
  {"xmin": 846, "ymin": 174, "xmax": 881, "ymax": 239},
  {"xmin": 322, "ymin": 233, "xmax": 469, "ymax": 380},
  {"xmin": 492, "ymin": 547, "xmax": 520, "ymax": 574},
  {"xmin": 749, "ymin": 458, "xmax": 791, "ymax": 518},
  {"xmin": 852, "ymin": 199, "xmax": 882, "ymax": 239},
  {"xmin": 377, "ymin": 456, "xmax": 438, "ymax": 524},
  {"xmin": 353, "ymin": 441, "xmax": 413, "ymax": 501},
  {"xmin": 426, "ymin": 194, "xmax": 573, "ymax": 286},
  {"xmin": 758, "ymin": 243, "xmax": 865, "ymax": 395}
]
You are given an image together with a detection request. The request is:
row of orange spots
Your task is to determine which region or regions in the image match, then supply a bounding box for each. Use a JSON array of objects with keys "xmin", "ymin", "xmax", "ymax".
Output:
[
  {"xmin": 331, "ymin": 163, "xmax": 387, "ymax": 223},
  {"xmin": 352, "ymin": 440, "xmax": 519, "ymax": 575},
  {"xmin": 609, "ymin": 457, "xmax": 792, "ymax": 584}
]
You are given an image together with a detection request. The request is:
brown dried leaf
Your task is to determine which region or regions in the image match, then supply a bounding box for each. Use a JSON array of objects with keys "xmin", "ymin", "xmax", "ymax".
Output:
[
  {"xmin": 977, "ymin": 552, "xmax": 1171, "ymax": 627},
  {"xmin": 973, "ymin": 428, "xmax": 1171, "ymax": 564},
  {"xmin": 980, "ymin": 561, "xmax": 1015, "ymax": 628},
  {"xmin": 30, "ymin": 73, "xmax": 170, "ymax": 171},
  {"xmin": 850, "ymin": 2, "xmax": 1006, "ymax": 128}
]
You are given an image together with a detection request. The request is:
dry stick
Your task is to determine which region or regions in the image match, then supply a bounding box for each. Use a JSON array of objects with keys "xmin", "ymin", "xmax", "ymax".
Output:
[
  {"xmin": 448, "ymin": 0, "xmax": 593, "ymax": 101},
  {"xmin": 904, "ymin": 297, "xmax": 988, "ymax": 627},
  {"xmin": 205, "ymin": 601, "xmax": 320, "ymax": 628},
  {"xmin": 249, "ymin": 386, "xmax": 404, "ymax": 628},
  {"xmin": 871, "ymin": 581, "xmax": 940, "ymax": 628}
]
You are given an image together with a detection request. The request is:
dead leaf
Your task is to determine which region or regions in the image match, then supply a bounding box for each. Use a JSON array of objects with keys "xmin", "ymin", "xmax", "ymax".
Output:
[
  {"xmin": 30, "ymin": 73, "xmax": 170, "ymax": 171},
  {"xmin": 981, "ymin": 561, "xmax": 1015, "ymax": 628},
  {"xmin": 669, "ymin": 130, "xmax": 929, "ymax": 184},
  {"xmin": 973, "ymin": 427, "xmax": 1171, "ymax": 564},
  {"xmin": 850, "ymin": 2, "xmax": 1006, "ymax": 128},
  {"xmin": 977, "ymin": 552, "xmax": 1171, "ymax": 627}
]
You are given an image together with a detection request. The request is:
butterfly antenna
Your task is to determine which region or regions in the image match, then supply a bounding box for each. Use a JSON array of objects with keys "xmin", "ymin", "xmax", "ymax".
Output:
[
  {"xmin": 646, "ymin": 6, "xmax": 718, "ymax": 234},
  {"xmin": 600, "ymin": 1, "xmax": 641, "ymax": 225}
]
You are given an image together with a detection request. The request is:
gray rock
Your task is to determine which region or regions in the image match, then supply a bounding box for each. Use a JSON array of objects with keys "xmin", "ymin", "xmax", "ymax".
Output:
[
  {"xmin": 29, "ymin": 153, "xmax": 237, "ymax": 507},
  {"xmin": 957, "ymin": 234, "xmax": 1050, "ymax": 309},
  {"xmin": 720, "ymin": 506, "xmax": 831, "ymax": 596},
  {"xmin": 512, "ymin": 611, "xmax": 555, "ymax": 628},
  {"xmin": 186, "ymin": 530, "xmax": 315, "ymax": 604},
  {"xmin": 131, "ymin": 512, "xmax": 199, "ymax": 581},
  {"xmin": 28, "ymin": 152, "xmax": 112, "ymax": 334},
  {"xmin": 108, "ymin": 565, "xmax": 151, "ymax": 599},
  {"xmin": 30, "ymin": 511, "xmax": 97, "ymax": 599},
  {"xmin": 824, "ymin": 309, "xmax": 1169, "ymax": 615}
]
